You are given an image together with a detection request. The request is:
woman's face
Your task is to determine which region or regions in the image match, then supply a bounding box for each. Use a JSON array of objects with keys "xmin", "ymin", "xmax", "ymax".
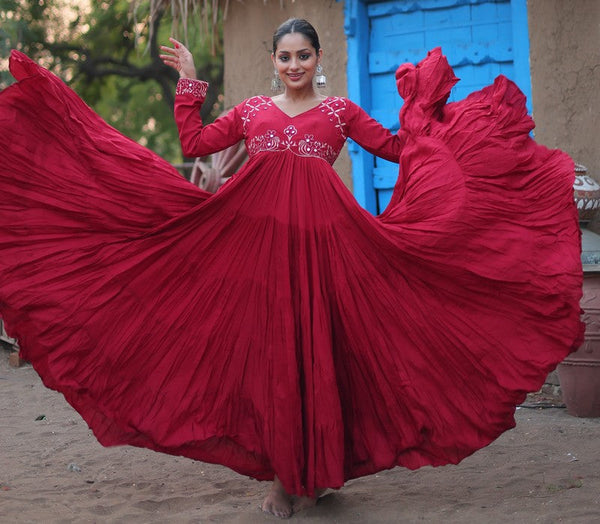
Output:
[{"xmin": 272, "ymin": 32, "xmax": 322, "ymax": 93}]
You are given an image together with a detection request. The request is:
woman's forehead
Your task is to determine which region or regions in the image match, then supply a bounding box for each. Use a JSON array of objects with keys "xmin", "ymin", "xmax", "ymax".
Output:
[{"xmin": 275, "ymin": 33, "xmax": 314, "ymax": 52}]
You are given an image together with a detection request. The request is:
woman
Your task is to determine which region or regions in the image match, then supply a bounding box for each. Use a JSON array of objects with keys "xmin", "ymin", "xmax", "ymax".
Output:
[{"xmin": 0, "ymin": 18, "xmax": 583, "ymax": 520}]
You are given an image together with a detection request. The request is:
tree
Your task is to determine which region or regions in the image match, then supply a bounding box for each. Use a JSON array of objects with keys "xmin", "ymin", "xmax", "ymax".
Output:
[{"xmin": 0, "ymin": 0, "xmax": 224, "ymax": 164}]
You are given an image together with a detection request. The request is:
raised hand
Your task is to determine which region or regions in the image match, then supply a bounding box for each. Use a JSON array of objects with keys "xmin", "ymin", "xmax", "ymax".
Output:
[{"xmin": 159, "ymin": 37, "xmax": 197, "ymax": 79}]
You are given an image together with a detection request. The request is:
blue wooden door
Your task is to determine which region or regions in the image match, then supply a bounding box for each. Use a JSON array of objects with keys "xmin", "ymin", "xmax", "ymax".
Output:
[{"xmin": 344, "ymin": 0, "xmax": 531, "ymax": 214}]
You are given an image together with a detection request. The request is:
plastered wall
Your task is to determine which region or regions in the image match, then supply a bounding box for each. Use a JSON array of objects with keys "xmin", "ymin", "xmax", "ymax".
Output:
[
  {"xmin": 528, "ymin": 0, "xmax": 599, "ymax": 178},
  {"xmin": 223, "ymin": 0, "xmax": 352, "ymax": 188},
  {"xmin": 224, "ymin": 0, "xmax": 599, "ymax": 190}
]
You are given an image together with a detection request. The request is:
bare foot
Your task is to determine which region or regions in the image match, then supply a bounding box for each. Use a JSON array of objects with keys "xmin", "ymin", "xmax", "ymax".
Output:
[
  {"xmin": 261, "ymin": 477, "xmax": 293, "ymax": 519},
  {"xmin": 292, "ymin": 488, "xmax": 326, "ymax": 514}
]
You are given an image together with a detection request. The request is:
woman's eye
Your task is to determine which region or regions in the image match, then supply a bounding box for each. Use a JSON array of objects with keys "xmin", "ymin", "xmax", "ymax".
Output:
[
  {"xmin": 279, "ymin": 56, "xmax": 289, "ymax": 62},
  {"xmin": 300, "ymin": 54, "xmax": 310, "ymax": 60}
]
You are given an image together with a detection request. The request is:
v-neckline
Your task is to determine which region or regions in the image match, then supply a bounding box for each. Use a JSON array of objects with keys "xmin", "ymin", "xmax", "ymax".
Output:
[{"xmin": 269, "ymin": 97, "xmax": 330, "ymax": 119}]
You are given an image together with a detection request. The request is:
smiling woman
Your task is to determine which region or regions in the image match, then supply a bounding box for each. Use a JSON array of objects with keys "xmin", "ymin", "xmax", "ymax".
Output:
[
  {"xmin": 0, "ymin": 14, "xmax": 584, "ymax": 524},
  {"xmin": 270, "ymin": 30, "xmax": 324, "ymax": 116},
  {"xmin": 271, "ymin": 18, "xmax": 323, "ymax": 95}
]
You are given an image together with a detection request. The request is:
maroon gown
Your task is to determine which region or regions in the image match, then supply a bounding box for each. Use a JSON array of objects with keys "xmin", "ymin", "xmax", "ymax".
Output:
[{"xmin": 0, "ymin": 48, "xmax": 584, "ymax": 497}]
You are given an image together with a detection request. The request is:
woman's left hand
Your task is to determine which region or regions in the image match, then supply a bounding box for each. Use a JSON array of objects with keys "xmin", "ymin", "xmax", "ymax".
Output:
[{"xmin": 159, "ymin": 37, "xmax": 197, "ymax": 79}]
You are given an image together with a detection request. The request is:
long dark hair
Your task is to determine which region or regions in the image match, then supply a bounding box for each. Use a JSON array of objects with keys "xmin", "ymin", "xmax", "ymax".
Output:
[{"xmin": 272, "ymin": 18, "xmax": 321, "ymax": 54}]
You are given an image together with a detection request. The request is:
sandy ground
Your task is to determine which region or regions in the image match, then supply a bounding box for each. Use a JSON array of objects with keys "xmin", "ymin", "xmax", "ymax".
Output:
[{"xmin": 1, "ymin": 349, "xmax": 599, "ymax": 524}]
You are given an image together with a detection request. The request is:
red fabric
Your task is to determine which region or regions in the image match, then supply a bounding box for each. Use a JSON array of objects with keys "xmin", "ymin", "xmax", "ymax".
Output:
[{"xmin": 0, "ymin": 48, "xmax": 584, "ymax": 497}]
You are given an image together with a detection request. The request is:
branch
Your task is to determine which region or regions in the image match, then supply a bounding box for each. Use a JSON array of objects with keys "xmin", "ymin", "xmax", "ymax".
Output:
[{"xmin": 46, "ymin": 5, "xmax": 221, "ymax": 124}]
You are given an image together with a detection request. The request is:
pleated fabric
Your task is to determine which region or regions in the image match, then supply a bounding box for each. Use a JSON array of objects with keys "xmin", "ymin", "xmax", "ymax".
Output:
[{"xmin": 0, "ymin": 48, "xmax": 583, "ymax": 497}]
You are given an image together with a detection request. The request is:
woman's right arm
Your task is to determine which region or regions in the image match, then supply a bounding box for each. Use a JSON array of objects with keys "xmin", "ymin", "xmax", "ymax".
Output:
[
  {"xmin": 161, "ymin": 38, "xmax": 244, "ymax": 158},
  {"xmin": 174, "ymin": 80, "xmax": 244, "ymax": 157}
]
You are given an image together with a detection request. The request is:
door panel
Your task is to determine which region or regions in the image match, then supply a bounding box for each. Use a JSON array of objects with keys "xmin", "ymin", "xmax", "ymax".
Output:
[{"xmin": 346, "ymin": 0, "xmax": 530, "ymax": 213}]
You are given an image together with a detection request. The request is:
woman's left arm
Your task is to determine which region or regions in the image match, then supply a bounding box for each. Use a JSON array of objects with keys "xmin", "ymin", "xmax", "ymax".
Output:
[{"xmin": 344, "ymin": 100, "xmax": 407, "ymax": 163}]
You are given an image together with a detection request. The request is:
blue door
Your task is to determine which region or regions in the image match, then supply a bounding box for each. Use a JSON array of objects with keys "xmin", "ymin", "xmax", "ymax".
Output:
[{"xmin": 344, "ymin": 0, "xmax": 531, "ymax": 214}]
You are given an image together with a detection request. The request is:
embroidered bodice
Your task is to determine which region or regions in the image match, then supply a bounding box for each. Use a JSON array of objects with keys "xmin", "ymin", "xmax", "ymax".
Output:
[
  {"xmin": 175, "ymin": 79, "xmax": 406, "ymax": 166},
  {"xmin": 240, "ymin": 96, "xmax": 350, "ymax": 164}
]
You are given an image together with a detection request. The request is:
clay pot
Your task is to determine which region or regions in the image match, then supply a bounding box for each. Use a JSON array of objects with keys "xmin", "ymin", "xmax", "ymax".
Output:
[
  {"xmin": 573, "ymin": 164, "xmax": 600, "ymax": 223},
  {"xmin": 558, "ymin": 272, "xmax": 600, "ymax": 417}
]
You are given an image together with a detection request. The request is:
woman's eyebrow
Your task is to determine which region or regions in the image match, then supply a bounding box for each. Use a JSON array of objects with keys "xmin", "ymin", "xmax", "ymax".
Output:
[{"xmin": 277, "ymin": 48, "xmax": 311, "ymax": 54}]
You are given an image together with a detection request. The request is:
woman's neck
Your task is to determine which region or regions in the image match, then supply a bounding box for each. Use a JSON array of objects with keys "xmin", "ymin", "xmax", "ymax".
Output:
[{"xmin": 280, "ymin": 87, "xmax": 320, "ymax": 102}]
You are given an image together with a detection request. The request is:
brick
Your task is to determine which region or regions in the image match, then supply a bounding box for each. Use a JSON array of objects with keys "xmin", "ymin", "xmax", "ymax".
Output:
[{"xmin": 8, "ymin": 351, "xmax": 23, "ymax": 368}]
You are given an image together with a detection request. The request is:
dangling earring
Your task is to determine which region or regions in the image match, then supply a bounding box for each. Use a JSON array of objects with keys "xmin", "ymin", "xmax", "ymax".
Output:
[
  {"xmin": 315, "ymin": 64, "xmax": 327, "ymax": 88},
  {"xmin": 271, "ymin": 70, "xmax": 282, "ymax": 92}
]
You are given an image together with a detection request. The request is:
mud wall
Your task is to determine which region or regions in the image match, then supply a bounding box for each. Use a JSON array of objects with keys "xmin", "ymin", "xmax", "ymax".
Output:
[
  {"xmin": 223, "ymin": 0, "xmax": 599, "ymax": 189},
  {"xmin": 223, "ymin": 0, "xmax": 351, "ymax": 188},
  {"xmin": 528, "ymin": 0, "xmax": 599, "ymax": 178}
]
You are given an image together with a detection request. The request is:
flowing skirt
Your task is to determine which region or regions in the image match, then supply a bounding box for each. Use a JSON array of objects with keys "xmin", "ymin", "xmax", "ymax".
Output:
[{"xmin": 0, "ymin": 49, "xmax": 583, "ymax": 496}]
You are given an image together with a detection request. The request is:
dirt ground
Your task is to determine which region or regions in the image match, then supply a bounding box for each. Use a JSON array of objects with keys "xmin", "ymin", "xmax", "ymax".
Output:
[{"xmin": 1, "ymin": 349, "xmax": 599, "ymax": 524}]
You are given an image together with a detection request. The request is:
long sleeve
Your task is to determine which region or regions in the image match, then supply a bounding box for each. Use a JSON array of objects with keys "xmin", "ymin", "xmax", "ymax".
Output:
[
  {"xmin": 344, "ymin": 99, "xmax": 407, "ymax": 163},
  {"xmin": 174, "ymin": 78, "xmax": 245, "ymax": 158}
]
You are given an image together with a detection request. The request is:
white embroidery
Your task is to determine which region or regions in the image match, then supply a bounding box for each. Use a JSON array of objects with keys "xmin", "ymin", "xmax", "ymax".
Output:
[
  {"xmin": 243, "ymin": 96, "xmax": 346, "ymax": 164},
  {"xmin": 241, "ymin": 96, "xmax": 273, "ymax": 134},
  {"xmin": 247, "ymin": 124, "xmax": 338, "ymax": 164},
  {"xmin": 175, "ymin": 79, "xmax": 209, "ymax": 98},
  {"xmin": 283, "ymin": 125, "xmax": 297, "ymax": 140},
  {"xmin": 320, "ymin": 97, "xmax": 348, "ymax": 140},
  {"xmin": 247, "ymin": 129, "xmax": 281, "ymax": 153}
]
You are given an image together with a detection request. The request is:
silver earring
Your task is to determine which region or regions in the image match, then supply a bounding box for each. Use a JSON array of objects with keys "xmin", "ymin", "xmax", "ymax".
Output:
[
  {"xmin": 315, "ymin": 64, "xmax": 327, "ymax": 88},
  {"xmin": 271, "ymin": 70, "xmax": 282, "ymax": 92}
]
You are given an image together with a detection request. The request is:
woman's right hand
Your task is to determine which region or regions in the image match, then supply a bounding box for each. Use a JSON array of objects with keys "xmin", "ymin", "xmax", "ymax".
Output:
[{"xmin": 159, "ymin": 37, "xmax": 197, "ymax": 79}]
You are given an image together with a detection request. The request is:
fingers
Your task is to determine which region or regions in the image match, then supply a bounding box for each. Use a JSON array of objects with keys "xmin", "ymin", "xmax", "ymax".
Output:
[
  {"xmin": 159, "ymin": 46, "xmax": 177, "ymax": 56},
  {"xmin": 159, "ymin": 37, "xmax": 196, "ymax": 78},
  {"xmin": 160, "ymin": 58, "xmax": 178, "ymax": 70},
  {"xmin": 159, "ymin": 52, "xmax": 180, "ymax": 71},
  {"xmin": 159, "ymin": 38, "xmax": 183, "ymax": 70},
  {"xmin": 159, "ymin": 37, "xmax": 185, "ymax": 56}
]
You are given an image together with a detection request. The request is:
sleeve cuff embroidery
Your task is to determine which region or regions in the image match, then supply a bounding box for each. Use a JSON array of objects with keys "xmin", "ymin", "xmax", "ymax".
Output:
[{"xmin": 176, "ymin": 78, "xmax": 209, "ymax": 98}]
